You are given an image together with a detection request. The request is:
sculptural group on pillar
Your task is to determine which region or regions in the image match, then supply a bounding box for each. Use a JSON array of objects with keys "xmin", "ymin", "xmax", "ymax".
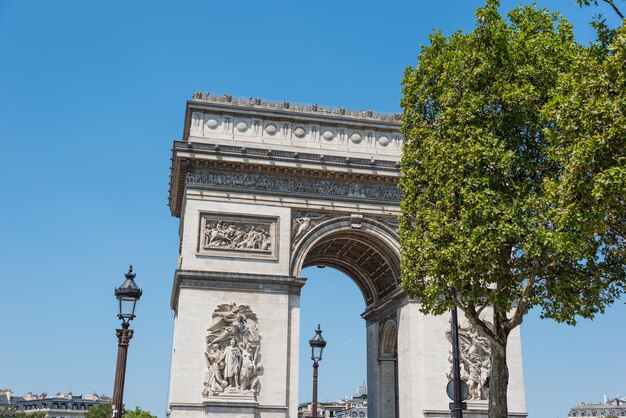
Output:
[
  {"xmin": 202, "ymin": 303, "xmax": 262, "ymax": 398},
  {"xmin": 446, "ymin": 323, "xmax": 491, "ymax": 401}
]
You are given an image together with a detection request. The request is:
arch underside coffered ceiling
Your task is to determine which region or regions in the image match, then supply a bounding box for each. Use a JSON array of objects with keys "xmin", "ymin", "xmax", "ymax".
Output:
[{"xmin": 293, "ymin": 222, "xmax": 401, "ymax": 306}]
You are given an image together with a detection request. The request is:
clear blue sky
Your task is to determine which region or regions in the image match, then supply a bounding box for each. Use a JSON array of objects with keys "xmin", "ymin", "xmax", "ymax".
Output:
[{"xmin": 0, "ymin": 1, "xmax": 623, "ymax": 418}]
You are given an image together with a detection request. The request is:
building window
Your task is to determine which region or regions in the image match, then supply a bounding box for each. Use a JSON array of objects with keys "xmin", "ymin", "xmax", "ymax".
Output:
[{"xmin": 592, "ymin": 411, "xmax": 597, "ymax": 416}]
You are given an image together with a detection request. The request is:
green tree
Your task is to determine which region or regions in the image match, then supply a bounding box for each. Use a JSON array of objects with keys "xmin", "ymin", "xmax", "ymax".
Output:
[
  {"xmin": 85, "ymin": 403, "xmax": 156, "ymax": 418},
  {"xmin": 85, "ymin": 403, "xmax": 112, "ymax": 418},
  {"xmin": 123, "ymin": 407, "xmax": 156, "ymax": 418},
  {"xmin": 400, "ymin": 1, "xmax": 625, "ymax": 417}
]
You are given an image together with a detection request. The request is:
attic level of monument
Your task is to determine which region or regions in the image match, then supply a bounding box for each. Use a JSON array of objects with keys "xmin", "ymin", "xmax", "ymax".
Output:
[
  {"xmin": 168, "ymin": 94, "xmax": 403, "ymax": 218},
  {"xmin": 181, "ymin": 93, "xmax": 403, "ymax": 159}
]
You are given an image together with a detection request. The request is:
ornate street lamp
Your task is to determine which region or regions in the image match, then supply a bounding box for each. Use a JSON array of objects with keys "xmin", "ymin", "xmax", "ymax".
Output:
[
  {"xmin": 112, "ymin": 266, "xmax": 142, "ymax": 418},
  {"xmin": 309, "ymin": 324, "xmax": 327, "ymax": 418}
]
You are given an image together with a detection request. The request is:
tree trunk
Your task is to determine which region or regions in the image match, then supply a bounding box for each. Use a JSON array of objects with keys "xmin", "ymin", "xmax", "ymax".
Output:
[{"xmin": 489, "ymin": 309, "xmax": 509, "ymax": 418}]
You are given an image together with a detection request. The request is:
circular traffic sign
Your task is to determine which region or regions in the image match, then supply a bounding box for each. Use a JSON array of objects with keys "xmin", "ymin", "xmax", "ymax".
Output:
[{"xmin": 446, "ymin": 379, "xmax": 469, "ymax": 401}]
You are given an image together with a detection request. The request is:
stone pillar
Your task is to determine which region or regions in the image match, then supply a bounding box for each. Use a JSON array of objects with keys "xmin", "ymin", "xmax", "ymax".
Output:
[
  {"xmin": 166, "ymin": 197, "xmax": 301, "ymax": 418},
  {"xmin": 365, "ymin": 322, "xmax": 381, "ymax": 418},
  {"xmin": 397, "ymin": 301, "xmax": 451, "ymax": 418}
]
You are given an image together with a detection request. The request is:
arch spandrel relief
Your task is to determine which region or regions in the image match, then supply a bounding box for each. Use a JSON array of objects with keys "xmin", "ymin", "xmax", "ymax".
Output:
[
  {"xmin": 291, "ymin": 211, "xmax": 332, "ymax": 249},
  {"xmin": 202, "ymin": 303, "xmax": 262, "ymax": 399}
]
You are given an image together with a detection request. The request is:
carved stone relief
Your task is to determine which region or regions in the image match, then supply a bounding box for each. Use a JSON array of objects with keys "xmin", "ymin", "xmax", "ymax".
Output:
[
  {"xmin": 186, "ymin": 169, "xmax": 403, "ymax": 203},
  {"xmin": 293, "ymin": 126, "xmax": 306, "ymax": 138},
  {"xmin": 203, "ymin": 303, "xmax": 262, "ymax": 398},
  {"xmin": 291, "ymin": 211, "xmax": 332, "ymax": 249},
  {"xmin": 373, "ymin": 216, "xmax": 400, "ymax": 234},
  {"xmin": 445, "ymin": 323, "xmax": 491, "ymax": 401},
  {"xmin": 199, "ymin": 213, "xmax": 278, "ymax": 259}
]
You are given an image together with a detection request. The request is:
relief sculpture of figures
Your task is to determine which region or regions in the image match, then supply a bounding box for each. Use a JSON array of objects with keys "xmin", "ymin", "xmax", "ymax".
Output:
[
  {"xmin": 203, "ymin": 220, "xmax": 271, "ymax": 252},
  {"xmin": 445, "ymin": 323, "xmax": 491, "ymax": 401},
  {"xmin": 291, "ymin": 212, "xmax": 330, "ymax": 248},
  {"xmin": 203, "ymin": 303, "xmax": 262, "ymax": 398}
]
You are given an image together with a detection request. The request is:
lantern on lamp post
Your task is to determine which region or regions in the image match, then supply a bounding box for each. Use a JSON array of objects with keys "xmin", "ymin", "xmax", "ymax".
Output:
[
  {"xmin": 112, "ymin": 266, "xmax": 142, "ymax": 418},
  {"xmin": 309, "ymin": 324, "xmax": 327, "ymax": 418}
]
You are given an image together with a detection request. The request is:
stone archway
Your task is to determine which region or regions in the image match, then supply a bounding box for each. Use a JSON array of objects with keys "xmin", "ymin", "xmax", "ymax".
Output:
[
  {"xmin": 291, "ymin": 217, "xmax": 402, "ymax": 417},
  {"xmin": 165, "ymin": 94, "xmax": 527, "ymax": 418},
  {"xmin": 291, "ymin": 216, "xmax": 401, "ymax": 305}
]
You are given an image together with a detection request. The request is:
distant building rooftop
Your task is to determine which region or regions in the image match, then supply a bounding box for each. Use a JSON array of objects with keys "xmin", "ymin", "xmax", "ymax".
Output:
[{"xmin": 568, "ymin": 397, "xmax": 626, "ymax": 417}]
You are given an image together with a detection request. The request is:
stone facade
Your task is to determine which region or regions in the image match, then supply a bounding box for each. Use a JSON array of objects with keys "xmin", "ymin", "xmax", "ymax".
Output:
[{"xmin": 166, "ymin": 94, "xmax": 527, "ymax": 418}]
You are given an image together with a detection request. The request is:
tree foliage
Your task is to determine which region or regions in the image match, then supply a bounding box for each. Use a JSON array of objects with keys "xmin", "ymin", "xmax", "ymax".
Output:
[
  {"xmin": 85, "ymin": 403, "xmax": 112, "ymax": 418},
  {"xmin": 85, "ymin": 403, "xmax": 156, "ymax": 418},
  {"xmin": 400, "ymin": 0, "xmax": 625, "ymax": 417},
  {"xmin": 123, "ymin": 407, "xmax": 157, "ymax": 418}
]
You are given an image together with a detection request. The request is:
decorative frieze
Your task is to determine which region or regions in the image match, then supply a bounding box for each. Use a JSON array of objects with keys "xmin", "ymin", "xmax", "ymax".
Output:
[
  {"xmin": 199, "ymin": 213, "xmax": 278, "ymax": 260},
  {"xmin": 187, "ymin": 169, "xmax": 403, "ymax": 204},
  {"xmin": 203, "ymin": 303, "xmax": 262, "ymax": 398},
  {"xmin": 445, "ymin": 323, "xmax": 491, "ymax": 401}
]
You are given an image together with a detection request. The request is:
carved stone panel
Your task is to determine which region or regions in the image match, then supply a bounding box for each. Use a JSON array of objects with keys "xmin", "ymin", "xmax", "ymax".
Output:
[
  {"xmin": 445, "ymin": 323, "xmax": 491, "ymax": 401},
  {"xmin": 199, "ymin": 213, "xmax": 279, "ymax": 260},
  {"xmin": 291, "ymin": 211, "xmax": 332, "ymax": 249},
  {"xmin": 202, "ymin": 303, "xmax": 262, "ymax": 399}
]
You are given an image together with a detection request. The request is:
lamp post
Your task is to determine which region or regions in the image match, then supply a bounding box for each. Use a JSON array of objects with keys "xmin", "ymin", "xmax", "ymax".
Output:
[
  {"xmin": 449, "ymin": 287, "xmax": 464, "ymax": 418},
  {"xmin": 112, "ymin": 266, "xmax": 142, "ymax": 418},
  {"xmin": 309, "ymin": 324, "xmax": 327, "ymax": 418}
]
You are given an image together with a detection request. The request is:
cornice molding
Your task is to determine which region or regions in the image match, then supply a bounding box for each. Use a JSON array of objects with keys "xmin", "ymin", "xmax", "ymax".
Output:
[{"xmin": 190, "ymin": 92, "xmax": 401, "ymax": 123}]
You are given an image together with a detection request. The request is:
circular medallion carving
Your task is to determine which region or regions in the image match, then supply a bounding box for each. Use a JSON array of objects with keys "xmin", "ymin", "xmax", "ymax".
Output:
[
  {"xmin": 206, "ymin": 118, "xmax": 219, "ymax": 129},
  {"xmin": 293, "ymin": 126, "xmax": 306, "ymax": 138},
  {"xmin": 377, "ymin": 136, "xmax": 390, "ymax": 146},
  {"xmin": 322, "ymin": 130, "xmax": 334, "ymax": 141},
  {"xmin": 265, "ymin": 124, "xmax": 277, "ymax": 135},
  {"xmin": 350, "ymin": 133, "xmax": 362, "ymax": 144},
  {"xmin": 235, "ymin": 122, "xmax": 248, "ymax": 133}
]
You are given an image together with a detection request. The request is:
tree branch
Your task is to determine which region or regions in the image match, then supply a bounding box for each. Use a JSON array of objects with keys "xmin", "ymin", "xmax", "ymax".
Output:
[
  {"xmin": 603, "ymin": 0, "xmax": 625, "ymax": 19},
  {"xmin": 505, "ymin": 275, "xmax": 534, "ymax": 333},
  {"xmin": 457, "ymin": 300, "xmax": 504, "ymax": 349}
]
